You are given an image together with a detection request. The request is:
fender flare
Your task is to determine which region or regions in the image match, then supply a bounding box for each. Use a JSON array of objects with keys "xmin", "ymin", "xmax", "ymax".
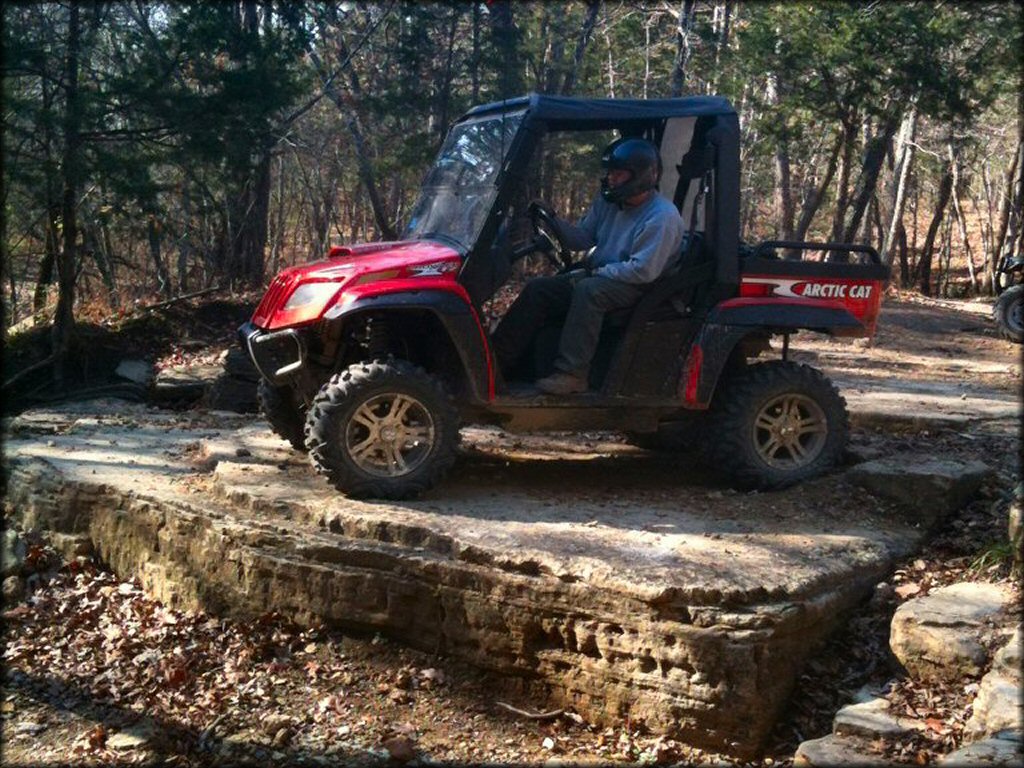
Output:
[
  {"xmin": 330, "ymin": 289, "xmax": 493, "ymax": 403},
  {"xmin": 679, "ymin": 323, "xmax": 750, "ymax": 408},
  {"xmin": 680, "ymin": 301, "xmax": 861, "ymax": 409},
  {"xmin": 706, "ymin": 299, "xmax": 864, "ymax": 333}
]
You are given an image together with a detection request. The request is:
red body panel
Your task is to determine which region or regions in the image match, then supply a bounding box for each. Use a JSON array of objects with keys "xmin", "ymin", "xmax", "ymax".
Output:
[
  {"xmin": 250, "ymin": 239, "xmax": 495, "ymax": 401},
  {"xmin": 336, "ymin": 276, "xmax": 496, "ymax": 402},
  {"xmin": 738, "ymin": 273, "xmax": 885, "ymax": 335},
  {"xmin": 252, "ymin": 240, "xmax": 462, "ymax": 330}
]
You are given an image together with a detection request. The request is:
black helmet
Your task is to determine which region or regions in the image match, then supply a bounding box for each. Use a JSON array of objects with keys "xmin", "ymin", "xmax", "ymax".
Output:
[{"xmin": 600, "ymin": 138, "xmax": 661, "ymax": 205}]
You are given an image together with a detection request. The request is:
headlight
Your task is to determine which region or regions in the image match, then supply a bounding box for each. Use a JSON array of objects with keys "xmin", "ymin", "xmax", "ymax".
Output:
[{"xmin": 282, "ymin": 282, "xmax": 341, "ymax": 311}]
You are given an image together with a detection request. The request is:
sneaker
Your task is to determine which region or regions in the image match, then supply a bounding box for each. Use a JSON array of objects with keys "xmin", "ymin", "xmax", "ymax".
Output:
[{"xmin": 535, "ymin": 371, "xmax": 589, "ymax": 395}]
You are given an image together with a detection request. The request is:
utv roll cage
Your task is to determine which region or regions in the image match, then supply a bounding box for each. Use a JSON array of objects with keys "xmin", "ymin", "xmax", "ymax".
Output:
[{"xmin": 455, "ymin": 94, "xmax": 741, "ymax": 307}]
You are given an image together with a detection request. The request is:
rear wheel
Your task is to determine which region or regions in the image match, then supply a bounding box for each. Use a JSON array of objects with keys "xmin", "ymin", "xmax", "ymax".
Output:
[
  {"xmin": 993, "ymin": 284, "xmax": 1024, "ymax": 343},
  {"xmin": 258, "ymin": 379, "xmax": 306, "ymax": 451},
  {"xmin": 707, "ymin": 361, "xmax": 848, "ymax": 489},
  {"xmin": 304, "ymin": 360, "xmax": 459, "ymax": 499}
]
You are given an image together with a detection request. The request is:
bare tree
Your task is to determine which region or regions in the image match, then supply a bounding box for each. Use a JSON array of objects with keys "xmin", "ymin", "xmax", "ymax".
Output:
[
  {"xmin": 670, "ymin": 0, "xmax": 697, "ymax": 97},
  {"xmin": 918, "ymin": 169, "xmax": 954, "ymax": 296},
  {"xmin": 880, "ymin": 106, "xmax": 917, "ymax": 267},
  {"xmin": 52, "ymin": 1, "xmax": 84, "ymax": 388}
]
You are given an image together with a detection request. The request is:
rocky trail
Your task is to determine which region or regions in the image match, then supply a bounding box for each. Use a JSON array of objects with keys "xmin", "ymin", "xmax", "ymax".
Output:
[{"xmin": 1, "ymin": 290, "xmax": 1021, "ymax": 767}]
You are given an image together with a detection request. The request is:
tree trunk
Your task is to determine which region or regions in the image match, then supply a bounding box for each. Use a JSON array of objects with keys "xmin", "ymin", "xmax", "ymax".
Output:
[
  {"xmin": 539, "ymin": 4, "xmax": 563, "ymax": 94},
  {"xmin": 489, "ymin": 1, "xmax": 524, "ymax": 98},
  {"xmin": 248, "ymin": 149, "xmax": 272, "ymax": 283},
  {"xmin": 178, "ymin": 184, "xmax": 191, "ymax": 293},
  {"xmin": 830, "ymin": 117, "xmax": 857, "ymax": 242},
  {"xmin": 470, "ymin": 2, "xmax": 481, "ymax": 102},
  {"xmin": 869, "ymin": 193, "xmax": 883, "ymax": 246},
  {"xmin": 991, "ymin": 138, "xmax": 1023, "ymax": 287},
  {"xmin": 560, "ymin": 1, "xmax": 600, "ymax": 95},
  {"xmin": 842, "ymin": 115, "xmax": 899, "ymax": 245},
  {"xmin": 710, "ymin": 1, "xmax": 733, "ymax": 94},
  {"xmin": 33, "ymin": 214, "xmax": 59, "ymax": 315},
  {"xmin": 896, "ymin": 222, "xmax": 909, "ymax": 285},
  {"xmin": 343, "ymin": 110, "xmax": 394, "ymax": 239},
  {"xmin": 147, "ymin": 214, "xmax": 172, "ymax": 297},
  {"xmin": 643, "ymin": 15, "xmax": 652, "ymax": 99},
  {"xmin": 52, "ymin": 1, "xmax": 82, "ymax": 388},
  {"xmin": 949, "ymin": 142, "xmax": 976, "ymax": 294},
  {"xmin": 670, "ymin": 0, "xmax": 697, "ymax": 97},
  {"xmin": 918, "ymin": 170, "xmax": 953, "ymax": 296},
  {"xmin": 435, "ymin": 6, "xmax": 461, "ymax": 140},
  {"xmin": 35, "ymin": 76, "xmax": 60, "ymax": 317},
  {"xmin": 937, "ymin": 215, "xmax": 953, "ymax": 297},
  {"xmin": 880, "ymin": 106, "xmax": 917, "ymax": 266},
  {"xmin": 975, "ymin": 165, "xmax": 995, "ymax": 291},
  {"xmin": 602, "ymin": 27, "xmax": 615, "ymax": 98},
  {"xmin": 794, "ymin": 131, "xmax": 842, "ymax": 242},
  {"xmin": 229, "ymin": 146, "xmax": 272, "ymax": 287},
  {"xmin": 84, "ymin": 224, "xmax": 116, "ymax": 303},
  {"xmin": 270, "ymin": 155, "xmax": 287, "ymax": 276},
  {"xmin": 767, "ymin": 72, "xmax": 794, "ymax": 240}
]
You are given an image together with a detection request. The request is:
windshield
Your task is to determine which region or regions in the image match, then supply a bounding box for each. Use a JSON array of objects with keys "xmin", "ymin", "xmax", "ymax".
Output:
[{"xmin": 404, "ymin": 111, "xmax": 525, "ymax": 251}]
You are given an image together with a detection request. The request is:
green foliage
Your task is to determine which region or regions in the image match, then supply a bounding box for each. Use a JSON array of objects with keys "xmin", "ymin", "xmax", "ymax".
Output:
[
  {"xmin": 970, "ymin": 540, "xmax": 1015, "ymax": 575},
  {"xmin": 1, "ymin": 0, "xmax": 1021, "ymax": 325}
]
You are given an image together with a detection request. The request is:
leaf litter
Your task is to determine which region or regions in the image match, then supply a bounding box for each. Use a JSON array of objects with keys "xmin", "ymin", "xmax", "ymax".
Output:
[{"xmin": 2, "ymin": 557, "xmax": 740, "ymax": 766}]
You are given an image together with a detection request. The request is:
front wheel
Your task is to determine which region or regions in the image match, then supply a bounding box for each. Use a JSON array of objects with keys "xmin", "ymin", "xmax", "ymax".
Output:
[
  {"xmin": 993, "ymin": 284, "xmax": 1024, "ymax": 343},
  {"xmin": 304, "ymin": 360, "xmax": 459, "ymax": 499},
  {"xmin": 706, "ymin": 361, "xmax": 848, "ymax": 489}
]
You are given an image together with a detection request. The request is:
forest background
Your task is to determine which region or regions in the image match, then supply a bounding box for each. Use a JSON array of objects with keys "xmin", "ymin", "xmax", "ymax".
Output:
[{"xmin": 2, "ymin": 1, "xmax": 1021, "ymax": 384}]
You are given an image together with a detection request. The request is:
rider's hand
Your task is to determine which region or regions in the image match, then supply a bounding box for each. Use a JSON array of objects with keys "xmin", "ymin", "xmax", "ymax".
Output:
[
  {"xmin": 565, "ymin": 268, "xmax": 588, "ymax": 286},
  {"xmin": 581, "ymin": 248, "xmax": 595, "ymax": 275}
]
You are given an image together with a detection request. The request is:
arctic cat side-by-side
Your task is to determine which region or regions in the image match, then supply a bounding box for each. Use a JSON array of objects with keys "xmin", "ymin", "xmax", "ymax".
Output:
[{"xmin": 240, "ymin": 94, "xmax": 891, "ymax": 499}]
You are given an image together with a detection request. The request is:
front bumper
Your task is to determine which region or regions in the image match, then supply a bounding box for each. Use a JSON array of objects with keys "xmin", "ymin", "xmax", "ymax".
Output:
[{"xmin": 238, "ymin": 321, "xmax": 307, "ymax": 382}]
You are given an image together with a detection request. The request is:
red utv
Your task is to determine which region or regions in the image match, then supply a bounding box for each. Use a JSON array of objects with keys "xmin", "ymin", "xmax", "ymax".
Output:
[{"xmin": 240, "ymin": 94, "xmax": 890, "ymax": 499}]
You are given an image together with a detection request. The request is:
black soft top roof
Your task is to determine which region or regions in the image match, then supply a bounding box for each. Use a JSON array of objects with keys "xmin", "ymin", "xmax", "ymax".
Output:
[{"xmin": 459, "ymin": 93, "xmax": 736, "ymax": 125}]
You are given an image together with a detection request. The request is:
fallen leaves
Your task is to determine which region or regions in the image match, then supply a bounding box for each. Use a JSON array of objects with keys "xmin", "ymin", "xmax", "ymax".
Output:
[
  {"xmin": 78, "ymin": 724, "xmax": 107, "ymax": 751},
  {"xmin": 895, "ymin": 583, "xmax": 922, "ymax": 599},
  {"xmin": 2, "ymin": 604, "xmax": 32, "ymax": 621},
  {"xmin": 382, "ymin": 732, "xmax": 417, "ymax": 762},
  {"xmin": 4, "ymin": 564, "xmax": 612, "ymax": 764}
]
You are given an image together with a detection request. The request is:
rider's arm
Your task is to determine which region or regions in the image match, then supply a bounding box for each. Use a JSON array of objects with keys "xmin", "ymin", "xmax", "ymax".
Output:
[
  {"xmin": 554, "ymin": 196, "xmax": 604, "ymax": 252},
  {"xmin": 555, "ymin": 218, "xmax": 596, "ymax": 252}
]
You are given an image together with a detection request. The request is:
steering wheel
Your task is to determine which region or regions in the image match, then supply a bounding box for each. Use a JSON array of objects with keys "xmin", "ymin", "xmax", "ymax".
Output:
[{"xmin": 528, "ymin": 202, "xmax": 574, "ymax": 270}]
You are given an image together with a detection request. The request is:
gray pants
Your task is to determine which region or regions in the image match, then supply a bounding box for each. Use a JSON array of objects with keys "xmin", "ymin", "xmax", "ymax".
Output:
[{"xmin": 491, "ymin": 274, "xmax": 644, "ymax": 379}]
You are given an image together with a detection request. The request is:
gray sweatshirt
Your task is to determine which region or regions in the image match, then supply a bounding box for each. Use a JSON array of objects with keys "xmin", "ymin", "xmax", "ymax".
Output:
[{"xmin": 565, "ymin": 193, "xmax": 686, "ymax": 284}]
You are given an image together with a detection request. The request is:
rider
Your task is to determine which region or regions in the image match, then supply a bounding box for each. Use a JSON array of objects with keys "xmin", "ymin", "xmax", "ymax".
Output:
[{"xmin": 491, "ymin": 137, "xmax": 685, "ymax": 394}]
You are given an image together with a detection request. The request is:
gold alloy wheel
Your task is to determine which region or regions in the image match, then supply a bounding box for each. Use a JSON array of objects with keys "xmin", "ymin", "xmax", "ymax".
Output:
[
  {"xmin": 752, "ymin": 392, "xmax": 828, "ymax": 469},
  {"xmin": 344, "ymin": 392, "xmax": 436, "ymax": 477}
]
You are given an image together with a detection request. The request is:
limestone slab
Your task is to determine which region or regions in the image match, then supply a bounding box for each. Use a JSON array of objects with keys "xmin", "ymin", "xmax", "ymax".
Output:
[
  {"xmin": 847, "ymin": 456, "xmax": 993, "ymax": 519},
  {"xmin": 2, "ymin": 528, "xmax": 26, "ymax": 577},
  {"xmin": 832, "ymin": 697, "xmax": 922, "ymax": 740},
  {"xmin": 890, "ymin": 582, "xmax": 1016, "ymax": 683},
  {"xmin": 1, "ymin": 404, "xmax": 927, "ymax": 759},
  {"xmin": 115, "ymin": 359, "xmax": 155, "ymax": 386},
  {"xmin": 939, "ymin": 732, "xmax": 1023, "ymax": 766},
  {"xmin": 794, "ymin": 734, "xmax": 890, "ymax": 766},
  {"xmin": 966, "ymin": 629, "xmax": 1023, "ymax": 740}
]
